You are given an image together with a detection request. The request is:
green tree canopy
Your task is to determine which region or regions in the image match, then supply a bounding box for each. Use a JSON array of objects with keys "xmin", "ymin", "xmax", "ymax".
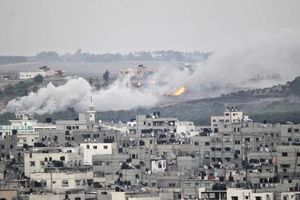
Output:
[{"xmin": 33, "ymin": 75, "xmax": 44, "ymax": 83}]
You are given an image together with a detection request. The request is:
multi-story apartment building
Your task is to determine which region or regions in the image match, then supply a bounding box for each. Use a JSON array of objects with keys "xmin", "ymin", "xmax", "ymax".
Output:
[{"xmin": 24, "ymin": 147, "xmax": 83, "ymax": 177}]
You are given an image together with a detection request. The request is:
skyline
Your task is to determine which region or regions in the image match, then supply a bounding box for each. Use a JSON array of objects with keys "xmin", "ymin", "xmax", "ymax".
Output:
[{"xmin": 0, "ymin": 0, "xmax": 299, "ymax": 56}]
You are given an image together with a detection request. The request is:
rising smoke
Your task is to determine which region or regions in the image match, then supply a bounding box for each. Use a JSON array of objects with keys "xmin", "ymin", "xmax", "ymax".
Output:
[
  {"xmin": 6, "ymin": 77, "xmax": 159, "ymax": 114},
  {"xmin": 6, "ymin": 30, "xmax": 300, "ymax": 114}
]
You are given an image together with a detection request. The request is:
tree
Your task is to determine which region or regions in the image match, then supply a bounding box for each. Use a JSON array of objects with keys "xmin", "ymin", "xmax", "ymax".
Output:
[
  {"xmin": 32, "ymin": 85, "xmax": 39, "ymax": 92},
  {"xmin": 33, "ymin": 75, "xmax": 44, "ymax": 83},
  {"xmin": 103, "ymin": 70, "xmax": 110, "ymax": 83}
]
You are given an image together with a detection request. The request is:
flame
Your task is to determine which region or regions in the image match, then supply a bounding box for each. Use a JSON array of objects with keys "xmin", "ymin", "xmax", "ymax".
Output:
[{"xmin": 170, "ymin": 86, "xmax": 187, "ymax": 96}]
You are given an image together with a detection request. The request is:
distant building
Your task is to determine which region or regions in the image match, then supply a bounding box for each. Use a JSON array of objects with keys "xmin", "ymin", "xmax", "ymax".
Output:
[
  {"xmin": 19, "ymin": 71, "xmax": 46, "ymax": 79},
  {"xmin": 0, "ymin": 71, "xmax": 19, "ymax": 80},
  {"xmin": 211, "ymin": 107, "xmax": 252, "ymax": 130},
  {"xmin": 56, "ymin": 103, "xmax": 96, "ymax": 131}
]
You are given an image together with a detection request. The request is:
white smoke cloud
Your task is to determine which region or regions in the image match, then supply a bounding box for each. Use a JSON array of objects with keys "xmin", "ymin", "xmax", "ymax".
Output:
[
  {"xmin": 188, "ymin": 29, "xmax": 300, "ymax": 89},
  {"xmin": 6, "ymin": 29, "xmax": 300, "ymax": 114},
  {"xmin": 6, "ymin": 77, "xmax": 159, "ymax": 114}
]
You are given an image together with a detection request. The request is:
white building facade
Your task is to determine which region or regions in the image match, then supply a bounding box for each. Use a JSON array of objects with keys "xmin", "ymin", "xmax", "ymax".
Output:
[{"xmin": 80, "ymin": 143, "xmax": 116, "ymax": 165}]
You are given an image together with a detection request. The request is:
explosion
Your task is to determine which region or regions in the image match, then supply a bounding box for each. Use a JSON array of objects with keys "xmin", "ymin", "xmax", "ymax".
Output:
[{"xmin": 170, "ymin": 86, "xmax": 187, "ymax": 96}]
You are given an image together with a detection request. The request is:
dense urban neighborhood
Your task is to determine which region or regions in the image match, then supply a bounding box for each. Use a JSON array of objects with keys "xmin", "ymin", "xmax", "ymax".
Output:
[
  {"xmin": 0, "ymin": 103, "xmax": 300, "ymax": 199},
  {"xmin": 1, "ymin": 1, "xmax": 300, "ymax": 199}
]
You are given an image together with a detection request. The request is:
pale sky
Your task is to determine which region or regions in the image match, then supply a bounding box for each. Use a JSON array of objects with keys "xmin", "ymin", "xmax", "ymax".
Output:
[{"xmin": 0, "ymin": 0, "xmax": 299, "ymax": 55}]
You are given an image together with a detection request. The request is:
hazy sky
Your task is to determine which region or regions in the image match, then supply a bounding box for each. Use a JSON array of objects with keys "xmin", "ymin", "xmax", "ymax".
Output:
[{"xmin": 0, "ymin": 0, "xmax": 299, "ymax": 55}]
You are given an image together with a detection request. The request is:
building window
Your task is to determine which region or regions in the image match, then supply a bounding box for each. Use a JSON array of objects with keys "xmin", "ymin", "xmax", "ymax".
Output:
[
  {"xmin": 30, "ymin": 161, "xmax": 35, "ymax": 166},
  {"xmin": 62, "ymin": 180, "xmax": 69, "ymax": 187},
  {"xmin": 93, "ymin": 146, "xmax": 97, "ymax": 149},
  {"xmin": 104, "ymin": 145, "xmax": 108, "ymax": 149},
  {"xmin": 86, "ymin": 145, "xmax": 90, "ymax": 149},
  {"xmin": 60, "ymin": 156, "xmax": 65, "ymax": 161},
  {"xmin": 75, "ymin": 180, "xmax": 81, "ymax": 186},
  {"xmin": 281, "ymin": 164, "xmax": 291, "ymax": 168},
  {"xmin": 282, "ymin": 152, "xmax": 288, "ymax": 157}
]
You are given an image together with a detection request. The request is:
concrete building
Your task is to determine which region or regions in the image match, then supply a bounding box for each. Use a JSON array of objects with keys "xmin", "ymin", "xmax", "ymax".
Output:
[
  {"xmin": 281, "ymin": 191, "xmax": 300, "ymax": 200},
  {"xmin": 24, "ymin": 147, "xmax": 83, "ymax": 177},
  {"xmin": 175, "ymin": 121, "xmax": 197, "ymax": 137},
  {"xmin": 56, "ymin": 103, "xmax": 96, "ymax": 131},
  {"xmin": 93, "ymin": 153, "xmax": 130, "ymax": 187},
  {"xmin": 19, "ymin": 189, "xmax": 86, "ymax": 200},
  {"xmin": 0, "ymin": 71, "xmax": 19, "ymax": 80},
  {"xmin": 30, "ymin": 168, "xmax": 93, "ymax": 192},
  {"xmin": 276, "ymin": 145, "xmax": 300, "ymax": 179},
  {"xmin": 0, "ymin": 113, "xmax": 55, "ymax": 148},
  {"xmin": 227, "ymin": 188, "xmax": 274, "ymax": 200},
  {"xmin": 198, "ymin": 187, "xmax": 226, "ymax": 200},
  {"xmin": 19, "ymin": 71, "xmax": 46, "ymax": 79},
  {"xmin": 80, "ymin": 142, "xmax": 116, "ymax": 165},
  {"xmin": 151, "ymin": 158, "xmax": 167, "ymax": 173},
  {"xmin": 110, "ymin": 191, "xmax": 161, "ymax": 200},
  {"xmin": 0, "ymin": 189, "xmax": 18, "ymax": 200},
  {"xmin": 211, "ymin": 107, "xmax": 252, "ymax": 130},
  {"xmin": 128, "ymin": 113, "xmax": 177, "ymax": 138}
]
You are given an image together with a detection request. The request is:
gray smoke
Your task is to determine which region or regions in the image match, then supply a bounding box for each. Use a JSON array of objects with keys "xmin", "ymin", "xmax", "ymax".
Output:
[{"xmin": 6, "ymin": 30, "xmax": 300, "ymax": 114}]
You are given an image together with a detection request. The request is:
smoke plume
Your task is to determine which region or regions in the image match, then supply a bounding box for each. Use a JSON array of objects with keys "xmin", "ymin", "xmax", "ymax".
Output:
[{"xmin": 6, "ymin": 30, "xmax": 300, "ymax": 114}]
